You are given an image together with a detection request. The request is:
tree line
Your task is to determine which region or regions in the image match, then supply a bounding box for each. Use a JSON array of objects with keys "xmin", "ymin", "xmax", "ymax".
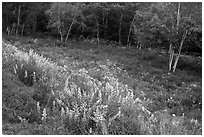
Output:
[{"xmin": 2, "ymin": 2, "xmax": 201, "ymax": 54}]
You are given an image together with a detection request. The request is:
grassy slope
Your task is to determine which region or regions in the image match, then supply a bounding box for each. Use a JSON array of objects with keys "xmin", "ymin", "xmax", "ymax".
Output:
[{"xmin": 2, "ymin": 35, "xmax": 202, "ymax": 134}]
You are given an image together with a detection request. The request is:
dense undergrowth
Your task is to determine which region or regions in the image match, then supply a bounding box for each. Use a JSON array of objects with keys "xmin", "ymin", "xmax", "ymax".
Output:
[{"xmin": 2, "ymin": 35, "xmax": 202, "ymax": 135}]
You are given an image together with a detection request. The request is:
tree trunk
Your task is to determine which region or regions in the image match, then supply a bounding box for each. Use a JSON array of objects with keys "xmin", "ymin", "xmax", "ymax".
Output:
[
  {"xmin": 16, "ymin": 5, "xmax": 21, "ymax": 36},
  {"xmin": 57, "ymin": 25, "xmax": 63, "ymax": 42},
  {"xmin": 57, "ymin": 4, "xmax": 63, "ymax": 42},
  {"xmin": 105, "ymin": 16, "xmax": 108, "ymax": 39},
  {"xmin": 21, "ymin": 24, "xmax": 24, "ymax": 36},
  {"xmin": 127, "ymin": 27, "xmax": 131, "ymax": 46},
  {"xmin": 96, "ymin": 18, "xmax": 100, "ymax": 45},
  {"xmin": 127, "ymin": 15, "xmax": 136, "ymax": 46},
  {"xmin": 168, "ymin": 43, "xmax": 174, "ymax": 71},
  {"xmin": 176, "ymin": 3, "xmax": 181, "ymax": 33},
  {"xmin": 65, "ymin": 16, "xmax": 76, "ymax": 43},
  {"xmin": 102, "ymin": 11, "xmax": 105, "ymax": 38},
  {"xmin": 11, "ymin": 23, "xmax": 16, "ymax": 35},
  {"xmin": 6, "ymin": 26, "xmax": 11, "ymax": 35},
  {"xmin": 119, "ymin": 13, "xmax": 123, "ymax": 46},
  {"xmin": 169, "ymin": 2, "xmax": 181, "ymax": 72},
  {"xmin": 172, "ymin": 30, "xmax": 188, "ymax": 72}
]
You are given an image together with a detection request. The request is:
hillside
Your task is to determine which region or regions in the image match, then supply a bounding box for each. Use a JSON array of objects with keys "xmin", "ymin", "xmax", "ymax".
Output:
[{"xmin": 2, "ymin": 35, "xmax": 202, "ymax": 135}]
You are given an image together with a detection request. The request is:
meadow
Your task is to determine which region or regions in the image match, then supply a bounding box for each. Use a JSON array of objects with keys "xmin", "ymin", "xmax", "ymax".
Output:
[{"xmin": 2, "ymin": 35, "xmax": 202, "ymax": 135}]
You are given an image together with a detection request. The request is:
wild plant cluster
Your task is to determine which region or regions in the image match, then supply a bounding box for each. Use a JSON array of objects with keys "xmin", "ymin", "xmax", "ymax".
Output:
[{"xmin": 2, "ymin": 41, "xmax": 202, "ymax": 135}]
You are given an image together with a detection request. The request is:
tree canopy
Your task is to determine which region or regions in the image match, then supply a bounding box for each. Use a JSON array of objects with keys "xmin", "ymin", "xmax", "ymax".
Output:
[{"xmin": 2, "ymin": 2, "xmax": 202, "ymax": 53}]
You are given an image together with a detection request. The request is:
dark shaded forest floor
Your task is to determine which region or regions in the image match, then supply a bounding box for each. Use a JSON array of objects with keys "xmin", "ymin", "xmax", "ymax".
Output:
[{"xmin": 2, "ymin": 35, "xmax": 202, "ymax": 134}]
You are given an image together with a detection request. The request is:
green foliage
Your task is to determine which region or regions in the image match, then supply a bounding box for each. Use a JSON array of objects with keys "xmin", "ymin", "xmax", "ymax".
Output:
[
  {"xmin": 2, "ymin": 2, "xmax": 201, "ymax": 54},
  {"xmin": 132, "ymin": 2, "xmax": 201, "ymax": 51},
  {"xmin": 46, "ymin": 3, "xmax": 85, "ymax": 42}
]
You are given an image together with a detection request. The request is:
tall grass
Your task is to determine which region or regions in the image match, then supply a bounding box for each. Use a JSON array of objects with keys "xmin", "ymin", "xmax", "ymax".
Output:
[{"xmin": 2, "ymin": 40, "xmax": 202, "ymax": 135}]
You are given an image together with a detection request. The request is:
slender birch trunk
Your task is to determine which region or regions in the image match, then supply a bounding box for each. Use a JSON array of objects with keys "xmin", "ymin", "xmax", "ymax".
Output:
[
  {"xmin": 105, "ymin": 16, "xmax": 108, "ymax": 39},
  {"xmin": 119, "ymin": 13, "xmax": 123, "ymax": 46},
  {"xmin": 102, "ymin": 11, "xmax": 105, "ymax": 38},
  {"xmin": 169, "ymin": 2, "xmax": 181, "ymax": 72},
  {"xmin": 16, "ymin": 5, "xmax": 21, "ymax": 36},
  {"xmin": 127, "ymin": 15, "xmax": 136, "ymax": 46},
  {"xmin": 65, "ymin": 15, "xmax": 76, "ymax": 43},
  {"xmin": 168, "ymin": 44, "xmax": 174, "ymax": 71},
  {"xmin": 176, "ymin": 3, "xmax": 181, "ymax": 32},
  {"xmin": 58, "ymin": 27, "xmax": 63, "ymax": 42},
  {"xmin": 96, "ymin": 18, "xmax": 100, "ymax": 45},
  {"xmin": 57, "ymin": 4, "xmax": 63, "ymax": 42},
  {"xmin": 11, "ymin": 23, "xmax": 16, "ymax": 35},
  {"xmin": 6, "ymin": 26, "xmax": 11, "ymax": 35},
  {"xmin": 172, "ymin": 30, "xmax": 188, "ymax": 72}
]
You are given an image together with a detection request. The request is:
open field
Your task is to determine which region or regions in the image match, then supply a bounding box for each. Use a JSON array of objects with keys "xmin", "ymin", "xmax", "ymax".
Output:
[{"xmin": 2, "ymin": 35, "xmax": 202, "ymax": 135}]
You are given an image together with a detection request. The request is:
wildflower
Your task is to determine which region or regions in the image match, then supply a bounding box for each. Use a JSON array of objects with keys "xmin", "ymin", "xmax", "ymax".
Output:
[
  {"xmin": 42, "ymin": 108, "xmax": 47, "ymax": 122},
  {"xmin": 190, "ymin": 119, "xmax": 199, "ymax": 126},
  {"xmin": 37, "ymin": 102, "xmax": 40, "ymax": 113},
  {"xmin": 52, "ymin": 100, "xmax": 56, "ymax": 111},
  {"xmin": 18, "ymin": 116, "xmax": 27, "ymax": 123},
  {"xmin": 89, "ymin": 127, "xmax": 95, "ymax": 134},
  {"xmin": 61, "ymin": 107, "xmax": 65, "ymax": 116}
]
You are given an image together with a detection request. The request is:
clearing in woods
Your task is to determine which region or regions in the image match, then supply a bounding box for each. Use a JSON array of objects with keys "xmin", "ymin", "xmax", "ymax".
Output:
[{"xmin": 2, "ymin": 35, "xmax": 202, "ymax": 135}]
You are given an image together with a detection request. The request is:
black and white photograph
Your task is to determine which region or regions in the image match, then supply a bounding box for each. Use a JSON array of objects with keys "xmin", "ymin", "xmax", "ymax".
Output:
[{"xmin": 1, "ymin": 1, "xmax": 202, "ymax": 135}]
